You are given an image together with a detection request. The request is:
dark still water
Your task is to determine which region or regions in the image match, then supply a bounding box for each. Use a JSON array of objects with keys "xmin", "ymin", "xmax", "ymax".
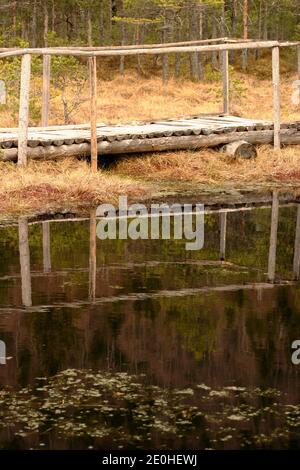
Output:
[{"xmin": 1, "ymin": 201, "xmax": 300, "ymax": 450}]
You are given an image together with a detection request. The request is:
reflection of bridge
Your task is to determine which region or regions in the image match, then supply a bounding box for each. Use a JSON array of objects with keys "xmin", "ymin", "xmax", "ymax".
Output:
[{"xmin": 12, "ymin": 193, "xmax": 300, "ymax": 308}]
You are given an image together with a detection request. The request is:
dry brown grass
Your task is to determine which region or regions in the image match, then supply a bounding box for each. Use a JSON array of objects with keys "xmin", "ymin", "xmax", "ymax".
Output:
[
  {"xmin": 0, "ymin": 159, "xmax": 146, "ymax": 217},
  {"xmin": 1, "ymin": 69, "xmax": 300, "ymax": 127},
  {"xmin": 114, "ymin": 145, "xmax": 300, "ymax": 188}
]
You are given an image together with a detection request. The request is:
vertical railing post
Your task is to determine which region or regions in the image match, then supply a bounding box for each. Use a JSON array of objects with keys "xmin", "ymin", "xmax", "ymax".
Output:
[
  {"xmin": 41, "ymin": 54, "xmax": 51, "ymax": 127},
  {"xmin": 222, "ymin": 49, "xmax": 230, "ymax": 114},
  {"xmin": 89, "ymin": 56, "xmax": 98, "ymax": 172},
  {"xmin": 272, "ymin": 46, "xmax": 281, "ymax": 150},
  {"xmin": 220, "ymin": 212, "xmax": 227, "ymax": 261},
  {"xmin": 268, "ymin": 191, "xmax": 279, "ymax": 282},
  {"xmin": 18, "ymin": 53, "xmax": 31, "ymax": 165},
  {"xmin": 293, "ymin": 205, "xmax": 300, "ymax": 281}
]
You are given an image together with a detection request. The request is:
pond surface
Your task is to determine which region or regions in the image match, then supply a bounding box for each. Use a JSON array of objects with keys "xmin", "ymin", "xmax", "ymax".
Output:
[{"xmin": 1, "ymin": 201, "xmax": 300, "ymax": 450}]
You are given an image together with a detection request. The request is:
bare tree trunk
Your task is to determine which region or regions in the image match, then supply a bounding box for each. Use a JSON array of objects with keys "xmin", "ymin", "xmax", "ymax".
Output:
[
  {"xmin": 107, "ymin": 0, "xmax": 112, "ymax": 44},
  {"xmin": 263, "ymin": 0, "xmax": 268, "ymax": 40},
  {"xmin": 119, "ymin": 22, "xmax": 126, "ymax": 74},
  {"xmin": 255, "ymin": 0, "xmax": 263, "ymax": 60},
  {"xmin": 189, "ymin": 2, "xmax": 200, "ymax": 80},
  {"xmin": 32, "ymin": 0, "xmax": 37, "ymax": 47},
  {"xmin": 44, "ymin": 2, "xmax": 49, "ymax": 47},
  {"xmin": 52, "ymin": 0, "xmax": 56, "ymax": 31},
  {"xmin": 212, "ymin": 22, "xmax": 218, "ymax": 70},
  {"xmin": 174, "ymin": 22, "xmax": 182, "ymax": 77},
  {"xmin": 162, "ymin": 27, "xmax": 169, "ymax": 83},
  {"xmin": 87, "ymin": 8, "xmax": 93, "ymax": 46},
  {"xmin": 242, "ymin": 0, "xmax": 248, "ymax": 71}
]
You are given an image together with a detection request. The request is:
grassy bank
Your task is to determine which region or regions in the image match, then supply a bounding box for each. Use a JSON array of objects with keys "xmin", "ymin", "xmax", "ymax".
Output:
[{"xmin": 0, "ymin": 159, "xmax": 147, "ymax": 219}]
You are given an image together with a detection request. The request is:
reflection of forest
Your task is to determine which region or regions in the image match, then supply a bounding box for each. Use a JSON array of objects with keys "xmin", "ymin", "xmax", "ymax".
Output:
[{"xmin": 0, "ymin": 202, "xmax": 300, "ymax": 403}]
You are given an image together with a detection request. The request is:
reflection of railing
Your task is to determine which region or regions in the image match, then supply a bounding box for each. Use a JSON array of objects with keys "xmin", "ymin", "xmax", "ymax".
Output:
[
  {"xmin": 0, "ymin": 339, "xmax": 6, "ymax": 365},
  {"xmin": 15, "ymin": 196, "xmax": 300, "ymax": 307}
]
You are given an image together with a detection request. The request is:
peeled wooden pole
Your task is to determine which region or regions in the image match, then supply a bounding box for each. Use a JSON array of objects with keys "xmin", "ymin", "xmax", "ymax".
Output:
[
  {"xmin": 272, "ymin": 47, "xmax": 281, "ymax": 150},
  {"xmin": 268, "ymin": 191, "xmax": 279, "ymax": 282},
  {"xmin": 41, "ymin": 55, "xmax": 51, "ymax": 126},
  {"xmin": 89, "ymin": 56, "xmax": 98, "ymax": 171},
  {"xmin": 222, "ymin": 50, "xmax": 230, "ymax": 114},
  {"xmin": 18, "ymin": 54, "xmax": 31, "ymax": 165}
]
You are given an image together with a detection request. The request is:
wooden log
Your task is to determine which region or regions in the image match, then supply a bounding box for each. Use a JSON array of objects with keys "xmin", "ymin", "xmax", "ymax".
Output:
[
  {"xmin": 298, "ymin": 45, "xmax": 300, "ymax": 103},
  {"xmin": 221, "ymin": 140, "xmax": 257, "ymax": 159},
  {"xmin": 2, "ymin": 129, "xmax": 300, "ymax": 162},
  {"xmin": 222, "ymin": 50, "xmax": 230, "ymax": 114},
  {"xmin": 0, "ymin": 41, "xmax": 290, "ymax": 60},
  {"xmin": 41, "ymin": 55, "xmax": 51, "ymax": 127},
  {"xmin": 272, "ymin": 46, "xmax": 281, "ymax": 149},
  {"xmin": 89, "ymin": 56, "xmax": 98, "ymax": 171},
  {"xmin": 18, "ymin": 53, "xmax": 31, "ymax": 165}
]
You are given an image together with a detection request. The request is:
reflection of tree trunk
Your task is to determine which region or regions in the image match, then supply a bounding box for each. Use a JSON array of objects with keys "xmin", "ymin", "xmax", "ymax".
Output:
[
  {"xmin": 220, "ymin": 212, "xmax": 227, "ymax": 261},
  {"xmin": 268, "ymin": 192, "xmax": 279, "ymax": 283},
  {"xmin": 89, "ymin": 209, "xmax": 97, "ymax": 301},
  {"xmin": 42, "ymin": 222, "xmax": 51, "ymax": 273},
  {"xmin": 18, "ymin": 218, "xmax": 32, "ymax": 307},
  {"xmin": 293, "ymin": 206, "xmax": 300, "ymax": 280}
]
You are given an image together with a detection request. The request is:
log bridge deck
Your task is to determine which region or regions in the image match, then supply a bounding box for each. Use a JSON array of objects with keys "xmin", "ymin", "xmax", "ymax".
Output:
[{"xmin": 1, "ymin": 114, "xmax": 300, "ymax": 162}]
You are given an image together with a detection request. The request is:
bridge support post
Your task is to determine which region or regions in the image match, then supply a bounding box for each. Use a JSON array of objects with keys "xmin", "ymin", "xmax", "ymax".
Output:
[
  {"xmin": 272, "ymin": 46, "xmax": 281, "ymax": 150},
  {"xmin": 18, "ymin": 54, "xmax": 31, "ymax": 166},
  {"xmin": 89, "ymin": 56, "xmax": 98, "ymax": 172}
]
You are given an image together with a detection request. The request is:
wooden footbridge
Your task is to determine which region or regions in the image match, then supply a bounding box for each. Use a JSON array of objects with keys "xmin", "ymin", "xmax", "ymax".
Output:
[{"xmin": 1, "ymin": 37, "xmax": 300, "ymax": 168}]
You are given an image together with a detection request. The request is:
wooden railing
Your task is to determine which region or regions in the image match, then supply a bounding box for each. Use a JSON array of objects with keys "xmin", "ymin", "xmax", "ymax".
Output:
[{"xmin": 1, "ymin": 38, "xmax": 300, "ymax": 168}]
